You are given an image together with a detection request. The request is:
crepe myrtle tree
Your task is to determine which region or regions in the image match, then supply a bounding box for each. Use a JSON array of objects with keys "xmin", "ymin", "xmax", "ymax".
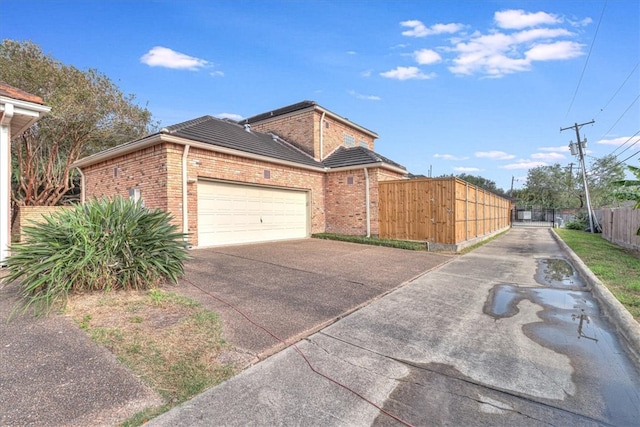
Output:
[{"xmin": 0, "ymin": 39, "xmax": 157, "ymax": 207}]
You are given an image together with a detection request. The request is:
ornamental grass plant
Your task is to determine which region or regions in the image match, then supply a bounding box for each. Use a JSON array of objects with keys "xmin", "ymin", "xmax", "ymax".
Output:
[{"xmin": 2, "ymin": 197, "xmax": 189, "ymax": 316}]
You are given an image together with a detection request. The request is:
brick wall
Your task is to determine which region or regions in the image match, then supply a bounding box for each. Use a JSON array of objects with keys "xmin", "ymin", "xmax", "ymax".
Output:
[
  {"xmin": 320, "ymin": 113, "xmax": 375, "ymax": 158},
  {"xmin": 324, "ymin": 167, "xmax": 405, "ymax": 236},
  {"xmin": 12, "ymin": 205, "xmax": 69, "ymax": 242},
  {"xmin": 250, "ymin": 111, "xmax": 316, "ymax": 157},
  {"xmin": 250, "ymin": 109, "xmax": 376, "ymax": 161},
  {"xmin": 82, "ymin": 144, "xmax": 172, "ymax": 213}
]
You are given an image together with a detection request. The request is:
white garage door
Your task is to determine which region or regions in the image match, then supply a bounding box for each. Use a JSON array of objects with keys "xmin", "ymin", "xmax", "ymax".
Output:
[{"xmin": 197, "ymin": 180, "xmax": 308, "ymax": 247}]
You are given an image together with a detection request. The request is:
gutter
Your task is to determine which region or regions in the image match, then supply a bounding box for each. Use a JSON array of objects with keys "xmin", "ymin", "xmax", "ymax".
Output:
[
  {"xmin": 76, "ymin": 167, "xmax": 86, "ymax": 204},
  {"xmin": 326, "ymin": 162, "xmax": 407, "ymax": 175},
  {"xmin": 364, "ymin": 167, "xmax": 371, "ymax": 237},
  {"xmin": 319, "ymin": 111, "xmax": 325, "ymax": 160},
  {"xmin": 182, "ymin": 145, "xmax": 190, "ymax": 240}
]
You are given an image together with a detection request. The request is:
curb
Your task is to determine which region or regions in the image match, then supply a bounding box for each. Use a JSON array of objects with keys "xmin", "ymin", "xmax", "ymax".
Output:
[{"xmin": 550, "ymin": 229, "xmax": 640, "ymax": 364}]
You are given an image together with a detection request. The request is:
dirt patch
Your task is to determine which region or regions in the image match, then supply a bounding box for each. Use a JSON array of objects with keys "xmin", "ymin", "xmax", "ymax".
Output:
[{"xmin": 63, "ymin": 289, "xmax": 248, "ymax": 419}]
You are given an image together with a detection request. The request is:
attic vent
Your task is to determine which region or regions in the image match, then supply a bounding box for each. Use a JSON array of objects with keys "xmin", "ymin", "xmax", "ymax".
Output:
[{"xmin": 244, "ymin": 123, "xmax": 251, "ymax": 132}]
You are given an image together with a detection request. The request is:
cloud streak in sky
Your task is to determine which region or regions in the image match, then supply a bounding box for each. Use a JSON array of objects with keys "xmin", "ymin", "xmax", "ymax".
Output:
[{"xmin": 141, "ymin": 46, "xmax": 209, "ymax": 70}]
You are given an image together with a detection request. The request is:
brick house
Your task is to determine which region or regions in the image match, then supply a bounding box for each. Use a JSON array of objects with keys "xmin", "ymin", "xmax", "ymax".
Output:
[{"xmin": 73, "ymin": 101, "xmax": 407, "ymax": 247}]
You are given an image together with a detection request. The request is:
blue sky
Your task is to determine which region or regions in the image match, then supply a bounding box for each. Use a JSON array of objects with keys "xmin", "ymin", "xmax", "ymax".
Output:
[{"xmin": 2, "ymin": 0, "xmax": 638, "ymax": 191}]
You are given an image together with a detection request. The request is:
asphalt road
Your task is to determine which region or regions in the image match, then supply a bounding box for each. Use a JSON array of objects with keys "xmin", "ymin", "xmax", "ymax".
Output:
[{"xmin": 150, "ymin": 228, "xmax": 640, "ymax": 426}]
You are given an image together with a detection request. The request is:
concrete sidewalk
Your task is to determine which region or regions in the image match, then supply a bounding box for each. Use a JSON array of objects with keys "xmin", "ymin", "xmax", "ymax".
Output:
[{"xmin": 149, "ymin": 228, "xmax": 640, "ymax": 426}]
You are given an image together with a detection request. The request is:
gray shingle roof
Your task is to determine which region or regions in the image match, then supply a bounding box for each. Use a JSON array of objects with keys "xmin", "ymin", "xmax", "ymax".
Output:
[
  {"xmin": 244, "ymin": 101, "xmax": 316, "ymax": 124},
  {"xmin": 322, "ymin": 146, "xmax": 406, "ymax": 170},
  {"xmin": 163, "ymin": 116, "xmax": 323, "ymax": 168}
]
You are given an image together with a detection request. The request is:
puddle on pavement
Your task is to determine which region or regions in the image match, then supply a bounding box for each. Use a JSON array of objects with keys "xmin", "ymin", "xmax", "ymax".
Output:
[
  {"xmin": 482, "ymin": 257, "xmax": 640, "ymax": 425},
  {"xmin": 535, "ymin": 258, "xmax": 583, "ymax": 288}
]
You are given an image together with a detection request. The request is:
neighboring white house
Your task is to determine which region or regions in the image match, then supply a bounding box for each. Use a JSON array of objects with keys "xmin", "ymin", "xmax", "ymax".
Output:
[{"xmin": 0, "ymin": 83, "xmax": 50, "ymax": 264}]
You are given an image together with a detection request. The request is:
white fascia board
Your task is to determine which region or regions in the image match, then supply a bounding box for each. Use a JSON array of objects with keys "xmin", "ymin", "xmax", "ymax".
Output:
[
  {"xmin": 327, "ymin": 163, "xmax": 407, "ymax": 175},
  {"xmin": 0, "ymin": 97, "xmax": 51, "ymax": 115}
]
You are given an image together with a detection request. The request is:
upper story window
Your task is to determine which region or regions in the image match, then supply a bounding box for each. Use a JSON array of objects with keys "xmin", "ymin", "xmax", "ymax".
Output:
[
  {"xmin": 358, "ymin": 139, "xmax": 368, "ymax": 148},
  {"xmin": 344, "ymin": 133, "xmax": 355, "ymax": 147}
]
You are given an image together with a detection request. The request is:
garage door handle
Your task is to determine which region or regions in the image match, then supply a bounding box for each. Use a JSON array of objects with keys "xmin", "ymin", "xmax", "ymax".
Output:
[{"xmin": 260, "ymin": 217, "xmax": 263, "ymax": 223}]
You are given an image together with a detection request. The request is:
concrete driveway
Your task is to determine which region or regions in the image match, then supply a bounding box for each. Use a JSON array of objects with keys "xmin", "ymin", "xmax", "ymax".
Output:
[
  {"xmin": 152, "ymin": 229, "xmax": 640, "ymax": 427},
  {"xmin": 176, "ymin": 239, "xmax": 452, "ymax": 360}
]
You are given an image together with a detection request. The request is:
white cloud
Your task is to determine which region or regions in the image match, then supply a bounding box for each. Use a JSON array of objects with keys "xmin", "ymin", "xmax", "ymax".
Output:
[
  {"xmin": 347, "ymin": 50, "xmax": 357, "ymax": 55},
  {"xmin": 454, "ymin": 166, "xmax": 482, "ymax": 172},
  {"xmin": 360, "ymin": 69, "xmax": 372, "ymax": 77},
  {"xmin": 494, "ymin": 9, "xmax": 562, "ymax": 29},
  {"xmin": 434, "ymin": 153, "xmax": 469, "ymax": 160},
  {"xmin": 531, "ymin": 152, "xmax": 565, "ymax": 160},
  {"xmin": 501, "ymin": 160, "xmax": 548, "ymax": 169},
  {"xmin": 597, "ymin": 136, "xmax": 640, "ymax": 146},
  {"xmin": 140, "ymin": 46, "xmax": 209, "ymax": 70},
  {"xmin": 448, "ymin": 27, "xmax": 583, "ymax": 76},
  {"xmin": 401, "ymin": 20, "xmax": 464, "ymax": 37},
  {"xmin": 414, "ymin": 49, "xmax": 442, "ymax": 65},
  {"xmin": 210, "ymin": 70, "xmax": 224, "ymax": 77},
  {"xmin": 526, "ymin": 41, "xmax": 584, "ymax": 61},
  {"xmin": 380, "ymin": 66, "xmax": 436, "ymax": 80},
  {"xmin": 348, "ymin": 90, "xmax": 381, "ymax": 101},
  {"xmin": 215, "ymin": 113, "xmax": 243, "ymax": 121},
  {"xmin": 475, "ymin": 151, "xmax": 516, "ymax": 160}
]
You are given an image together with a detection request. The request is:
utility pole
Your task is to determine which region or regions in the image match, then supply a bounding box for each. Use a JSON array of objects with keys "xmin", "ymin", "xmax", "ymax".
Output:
[{"xmin": 561, "ymin": 120, "xmax": 599, "ymax": 233}]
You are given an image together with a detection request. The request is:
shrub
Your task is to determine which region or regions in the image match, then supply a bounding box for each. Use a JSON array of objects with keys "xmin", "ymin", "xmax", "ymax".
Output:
[
  {"xmin": 564, "ymin": 219, "xmax": 587, "ymax": 230},
  {"xmin": 2, "ymin": 197, "xmax": 189, "ymax": 315}
]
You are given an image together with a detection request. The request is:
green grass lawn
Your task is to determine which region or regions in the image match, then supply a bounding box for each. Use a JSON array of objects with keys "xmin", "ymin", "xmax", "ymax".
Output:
[{"xmin": 555, "ymin": 229, "xmax": 640, "ymax": 321}]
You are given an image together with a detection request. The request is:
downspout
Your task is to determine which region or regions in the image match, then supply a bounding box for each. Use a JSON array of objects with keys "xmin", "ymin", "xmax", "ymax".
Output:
[
  {"xmin": 182, "ymin": 145, "xmax": 190, "ymax": 241},
  {"xmin": 364, "ymin": 167, "xmax": 371, "ymax": 237},
  {"xmin": 319, "ymin": 112, "xmax": 326, "ymax": 160},
  {"xmin": 76, "ymin": 167, "xmax": 86, "ymax": 204}
]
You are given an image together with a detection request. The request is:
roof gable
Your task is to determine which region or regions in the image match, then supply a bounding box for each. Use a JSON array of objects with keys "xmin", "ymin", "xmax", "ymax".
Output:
[
  {"xmin": 323, "ymin": 146, "xmax": 406, "ymax": 171},
  {"xmin": 164, "ymin": 115, "xmax": 323, "ymax": 168}
]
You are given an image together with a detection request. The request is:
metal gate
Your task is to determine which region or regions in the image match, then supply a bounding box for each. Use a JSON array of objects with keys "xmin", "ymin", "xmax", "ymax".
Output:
[{"xmin": 511, "ymin": 207, "xmax": 556, "ymax": 227}]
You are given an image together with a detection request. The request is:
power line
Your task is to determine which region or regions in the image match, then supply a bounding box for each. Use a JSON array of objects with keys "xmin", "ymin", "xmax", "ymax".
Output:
[
  {"xmin": 565, "ymin": 0, "xmax": 608, "ymax": 119},
  {"xmin": 595, "ymin": 62, "xmax": 639, "ymax": 118},
  {"xmin": 612, "ymin": 129, "xmax": 640, "ymax": 158},
  {"xmin": 599, "ymin": 93, "xmax": 640, "ymax": 151}
]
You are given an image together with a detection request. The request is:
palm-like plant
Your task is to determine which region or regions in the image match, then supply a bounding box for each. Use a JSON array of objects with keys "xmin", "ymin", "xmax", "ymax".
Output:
[{"xmin": 1, "ymin": 197, "xmax": 189, "ymax": 315}]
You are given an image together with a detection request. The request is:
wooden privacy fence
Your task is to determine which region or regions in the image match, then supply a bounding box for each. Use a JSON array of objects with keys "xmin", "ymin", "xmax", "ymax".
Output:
[
  {"xmin": 378, "ymin": 178, "xmax": 511, "ymax": 249},
  {"xmin": 602, "ymin": 206, "xmax": 640, "ymax": 251}
]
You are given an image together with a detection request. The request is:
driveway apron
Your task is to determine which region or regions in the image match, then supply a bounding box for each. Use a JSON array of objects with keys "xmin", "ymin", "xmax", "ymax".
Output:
[{"xmin": 151, "ymin": 229, "xmax": 640, "ymax": 427}]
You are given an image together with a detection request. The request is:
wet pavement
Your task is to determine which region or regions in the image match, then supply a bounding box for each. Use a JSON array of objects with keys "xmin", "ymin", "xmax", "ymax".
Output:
[{"xmin": 150, "ymin": 227, "xmax": 640, "ymax": 427}]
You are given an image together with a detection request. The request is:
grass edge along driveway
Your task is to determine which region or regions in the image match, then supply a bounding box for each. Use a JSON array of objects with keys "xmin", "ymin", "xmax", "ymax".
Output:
[{"xmin": 555, "ymin": 229, "xmax": 640, "ymax": 321}]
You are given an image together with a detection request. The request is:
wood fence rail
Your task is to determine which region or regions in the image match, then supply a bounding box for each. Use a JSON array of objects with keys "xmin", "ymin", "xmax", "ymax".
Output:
[{"xmin": 378, "ymin": 178, "xmax": 511, "ymax": 250}]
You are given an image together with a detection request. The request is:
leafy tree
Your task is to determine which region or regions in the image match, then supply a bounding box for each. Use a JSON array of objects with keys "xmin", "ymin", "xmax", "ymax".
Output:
[
  {"xmin": 521, "ymin": 155, "xmax": 625, "ymax": 209},
  {"xmin": 587, "ymin": 154, "xmax": 626, "ymax": 207},
  {"xmin": 0, "ymin": 39, "xmax": 156, "ymax": 206},
  {"xmin": 455, "ymin": 173, "xmax": 506, "ymax": 195},
  {"xmin": 520, "ymin": 163, "xmax": 576, "ymax": 208}
]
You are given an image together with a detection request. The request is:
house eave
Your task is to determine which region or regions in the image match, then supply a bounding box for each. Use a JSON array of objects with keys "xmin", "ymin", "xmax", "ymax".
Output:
[
  {"xmin": 72, "ymin": 133, "xmax": 326, "ymax": 172},
  {"xmin": 327, "ymin": 162, "xmax": 407, "ymax": 175}
]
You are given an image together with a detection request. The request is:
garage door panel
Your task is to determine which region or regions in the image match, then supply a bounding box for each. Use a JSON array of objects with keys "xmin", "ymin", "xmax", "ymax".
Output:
[{"xmin": 197, "ymin": 181, "xmax": 308, "ymax": 247}]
